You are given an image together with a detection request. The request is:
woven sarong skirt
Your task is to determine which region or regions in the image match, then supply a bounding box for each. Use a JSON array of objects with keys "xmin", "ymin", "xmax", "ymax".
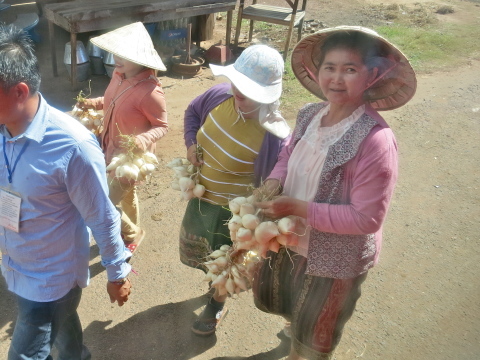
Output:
[{"xmin": 253, "ymin": 247, "xmax": 368, "ymax": 360}]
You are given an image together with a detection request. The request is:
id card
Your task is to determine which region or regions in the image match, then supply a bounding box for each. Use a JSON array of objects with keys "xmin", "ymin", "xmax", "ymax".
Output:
[{"xmin": 0, "ymin": 188, "xmax": 21, "ymax": 233}]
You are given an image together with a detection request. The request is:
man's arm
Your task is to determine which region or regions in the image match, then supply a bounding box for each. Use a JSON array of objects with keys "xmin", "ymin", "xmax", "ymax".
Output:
[{"xmin": 64, "ymin": 134, "xmax": 132, "ymax": 305}]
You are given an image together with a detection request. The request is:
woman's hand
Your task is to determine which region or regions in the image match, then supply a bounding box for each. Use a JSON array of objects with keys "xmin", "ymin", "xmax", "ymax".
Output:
[
  {"xmin": 254, "ymin": 179, "xmax": 282, "ymax": 199},
  {"xmin": 76, "ymin": 99, "xmax": 96, "ymax": 110},
  {"xmin": 187, "ymin": 143, "xmax": 203, "ymax": 166},
  {"xmin": 256, "ymin": 196, "xmax": 308, "ymax": 220}
]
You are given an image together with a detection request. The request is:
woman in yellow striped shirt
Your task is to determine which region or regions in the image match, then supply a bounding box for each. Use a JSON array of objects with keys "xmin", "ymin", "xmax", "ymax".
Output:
[{"xmin": 180, "ymin": 45, "xmax": 290, "ymax": 336}]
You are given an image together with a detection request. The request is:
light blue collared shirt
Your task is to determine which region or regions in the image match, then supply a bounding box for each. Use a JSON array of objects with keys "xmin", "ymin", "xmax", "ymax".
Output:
[{"xmin": 0, "ymin": 94, "xmax": 131, "ymax": 302}]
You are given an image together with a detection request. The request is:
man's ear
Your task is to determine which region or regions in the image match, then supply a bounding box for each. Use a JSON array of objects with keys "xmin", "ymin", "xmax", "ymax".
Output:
[{"xmin": 12, "ymin": 82, "xmax": 31, "ymax": 103}]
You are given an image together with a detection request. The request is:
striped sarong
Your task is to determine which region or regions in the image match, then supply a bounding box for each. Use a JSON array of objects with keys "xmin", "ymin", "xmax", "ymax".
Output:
[{"xmin": 253, "ymin": 247, "xmax": 367, "ymax": 359}]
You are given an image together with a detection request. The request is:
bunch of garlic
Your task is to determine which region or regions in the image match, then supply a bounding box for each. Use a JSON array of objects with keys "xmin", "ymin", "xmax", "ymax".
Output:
[
  {"xmin": 202, "ymin": 245, "xmax": 258, "ymax": 297},
  {"xmin": 71, "ymin": 106, "xmax": 104, "ymax": 136},
  {"xmin": 106, "ymin": 152, "xmax": 158, "ymax": 182},
  {"xmin": 166, "ymin": 157, "xmax": 205, "ymax": 201},
  {"xmin": 227, "ymin": 196, "xmax": 300, "ymax": 258}
]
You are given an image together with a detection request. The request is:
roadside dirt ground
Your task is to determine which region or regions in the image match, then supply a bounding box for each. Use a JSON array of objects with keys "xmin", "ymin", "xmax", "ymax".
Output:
[{"xmin": 1, "ymin": 1, "xmax": 479, "ymax": 359}]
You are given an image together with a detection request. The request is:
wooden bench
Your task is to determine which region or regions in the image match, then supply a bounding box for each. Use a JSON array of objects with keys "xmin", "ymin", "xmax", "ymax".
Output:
[{"xmin": 44, "ymin": 0, "xmax": 237, "ymax": 89}]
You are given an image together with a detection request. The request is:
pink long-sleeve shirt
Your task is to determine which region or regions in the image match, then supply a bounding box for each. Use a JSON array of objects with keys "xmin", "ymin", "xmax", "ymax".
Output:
[
  {"xmin": 90, "ymin": 69, "xmax": 168, "ymax": 164},
  {"xmin": 269, "ymin": 102, "xmax": 398, "ymax": 278}
]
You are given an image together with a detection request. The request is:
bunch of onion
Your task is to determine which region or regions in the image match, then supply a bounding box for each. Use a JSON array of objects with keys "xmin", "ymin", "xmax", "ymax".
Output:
[
  {"xmin": 71, "ymin": 106, "xmax": 104, "ymax": 136},
  {"xmin": 166, "ymin": 155, "xmax": 205, "ymax": 201},
  {"xmin": 228, "ymin": 195, "xmax": 300, "ymax": 258},
  {"xmin": 202, "ymin": 245, "xmax": 259, "ymax": 296},
  {"xmin": 106, "ymin": 134, "xmax": 158, "ymax": 182}
]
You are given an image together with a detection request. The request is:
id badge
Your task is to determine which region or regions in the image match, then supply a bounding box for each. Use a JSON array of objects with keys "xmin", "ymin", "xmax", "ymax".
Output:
[{"xmin": 0, "ymin": 187, "xmax": 21, "ymax": 233}]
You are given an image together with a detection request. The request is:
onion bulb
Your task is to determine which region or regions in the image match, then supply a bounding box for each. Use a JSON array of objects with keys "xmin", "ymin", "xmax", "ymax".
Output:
[
  {"xmin": 143, "ymin": 152, "xmax": 159, "ymax": 164},
  {"xmin": 236, "ymin": 227, "xmax": 252, "ymax": 242},
  {"xmin": 181, "ymin": 190, "xmax": 194, "ymax": 201},
  {"xmin": 178, "ymin": 177, "xmax": 195, "ymax": 192},
  {"xmin": 228, "ymin": 215, "xmax": 242, "ymax": 232},
  {"xmin": 229, "ymin": 200, "xmax": 240, "ymax": 214},
  {"xmin": 278, "ymin": 216, "xmax": 296, "ymax": 235},
  {"xmin": 255, "ymin": 221, "xmax": 279, "ymax": 244},
  {"xmin": 192, "ymin": 184, "xmax": 205, "ymax": 198},
  {"xmin": 242, "ymin": 214, "xmax": 260, "ymax": 230},
  {"xmin": 239, "ymin": 203, "xmax": 256, "ymax": 217}
]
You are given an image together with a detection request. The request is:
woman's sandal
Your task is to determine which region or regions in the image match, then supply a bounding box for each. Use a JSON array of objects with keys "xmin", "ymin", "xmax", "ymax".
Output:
[
  {"xmin": 124, "ymin": 229, "xmax": 146, "ymax": 255},
  {"xmin": 191, "ymin": 306, "xmax": 229, "ymax": 336}
]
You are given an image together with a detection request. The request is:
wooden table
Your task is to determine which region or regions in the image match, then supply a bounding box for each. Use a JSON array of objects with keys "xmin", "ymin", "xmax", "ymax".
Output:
[{"xmin": 44, "ymin": 0, "xmax": 236, "ymax": 89}]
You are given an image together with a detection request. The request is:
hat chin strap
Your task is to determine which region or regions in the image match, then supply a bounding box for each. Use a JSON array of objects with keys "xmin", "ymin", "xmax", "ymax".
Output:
[
  {"xmin": 234, "ymin": 104, "xmax": 262, "ymax": 125},
  {"xmin": 364, "ymin": 61, "xmax": 398, "ymax": 92}
]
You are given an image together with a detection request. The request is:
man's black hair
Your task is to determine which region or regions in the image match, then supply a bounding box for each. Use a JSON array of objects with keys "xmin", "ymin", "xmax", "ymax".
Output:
[{"xmin": 0, "ymin": 23, "xmax": 41, "ymax": 93}]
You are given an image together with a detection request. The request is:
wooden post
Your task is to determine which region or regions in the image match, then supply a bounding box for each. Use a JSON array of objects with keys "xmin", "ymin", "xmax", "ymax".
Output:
[
  {"xmin": 196, "ymin": 13, "xmax": 215, "ymax": 42},
  {"xmin": 70, "ymin": 32, "xmax": 78, "ymax": 90},
  {"xmin": 48, "ymin": 20, "xmax": 58, "ymax": 77},
  {"xmin": 226, "ymin": 10, "xmax": 232, "ymax": 46}
]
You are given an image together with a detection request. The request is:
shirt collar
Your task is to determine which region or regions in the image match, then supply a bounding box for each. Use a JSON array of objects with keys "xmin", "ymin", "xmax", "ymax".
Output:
[
  {"xmin": 21, "ymin": 93, "xmax": 48, "ymax": 143},
  {"xmin": 0, "ymin": 93, "xmax": 47, "ymax": 143},
  {"xmin": 114, "ymin": 68, "xmax": 158, "ymax": 86}
]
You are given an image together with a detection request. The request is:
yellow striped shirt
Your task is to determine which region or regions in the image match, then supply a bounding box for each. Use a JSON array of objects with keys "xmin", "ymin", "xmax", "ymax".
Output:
[{"xmin": 197, "ymin": 97, "xmax": 266, "ymax": 205}]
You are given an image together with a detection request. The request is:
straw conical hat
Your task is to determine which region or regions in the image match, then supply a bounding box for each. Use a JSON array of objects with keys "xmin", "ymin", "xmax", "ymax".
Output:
[
  {"xmin": 91, "ymin": 22, "xmax": 166, "ymax": 71},
  {"xmin": 291, "ymin": 26, "xmax": 417, "ymax": 111}
]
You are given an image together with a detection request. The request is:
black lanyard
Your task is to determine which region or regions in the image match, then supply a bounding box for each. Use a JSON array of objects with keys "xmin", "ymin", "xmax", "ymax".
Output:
[{"xmin": 2, "ymin": 136, "xmax": 30, "ymax": 184}]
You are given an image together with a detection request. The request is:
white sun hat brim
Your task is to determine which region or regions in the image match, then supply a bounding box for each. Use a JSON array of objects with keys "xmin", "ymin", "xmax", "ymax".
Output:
[
  {"xmin": 210, "ymin": 63, "xmax": 282, "ymax": 104},
  {"xmin": 209, "ymin": 45, "xmax": 284, "ymax": 105},
  {"xmin": 90, "ymin": 22, "xmax": 166, "ymax": 72},
  {"xmin": 291, "ymin": 26, "xmax": 417, "ymax": 111}
]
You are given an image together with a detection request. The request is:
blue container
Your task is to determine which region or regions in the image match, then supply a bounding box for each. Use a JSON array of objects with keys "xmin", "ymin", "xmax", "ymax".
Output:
[
  {"xmin": 144, "ymin": 22, "xmax": 156, "ymax": 37},
  {"xmin": 159, "ymin": 28, "xmax": 187, "ymax": 41}
]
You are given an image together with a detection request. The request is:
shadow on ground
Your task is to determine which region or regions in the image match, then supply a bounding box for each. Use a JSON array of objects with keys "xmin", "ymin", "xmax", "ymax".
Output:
[{"xmin": 83, "ymin": 295, "xmax": 216, "ymax": 359}]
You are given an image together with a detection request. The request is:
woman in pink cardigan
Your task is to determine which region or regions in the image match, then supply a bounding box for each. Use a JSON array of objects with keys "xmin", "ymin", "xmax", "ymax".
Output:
[
  {"xmin": 253, "ymin": 26, "xmax": 417, "ymax": 360},
  {"xmin": 79, "ymin": 23, "xmax": 168, "ymax": 254}
]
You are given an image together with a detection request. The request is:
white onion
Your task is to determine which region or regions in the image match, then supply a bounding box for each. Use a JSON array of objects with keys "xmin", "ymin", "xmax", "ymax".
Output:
[
  {"xmin": 192, "ymin": 184, "xmax": 205, "ymax": 198},
  {"xmin": 242, "ymin": 214, "xmax": 260, "ymax": 230},
  {"xmin": 255, "ymin": 221, "xmax": 279, "ymax": 244}
]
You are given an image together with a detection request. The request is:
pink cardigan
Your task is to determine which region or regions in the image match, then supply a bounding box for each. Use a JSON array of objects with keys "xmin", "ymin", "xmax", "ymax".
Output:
[
  {"xmin": 269, "ymin": 102, "xmax": 398, "ymax": 278},
  {"xmin": 90, "ymin": 69, "xmax": 168, "ymax": 164}
]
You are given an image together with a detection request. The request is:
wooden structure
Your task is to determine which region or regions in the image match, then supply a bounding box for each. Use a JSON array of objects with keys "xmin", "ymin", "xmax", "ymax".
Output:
[
  {"xmin": 234, "ymin": 0, "xmax": 307, "ymax": 60},
  {"xmin": 43, "ymin": 0, "xmax": 236, "ymax": 89}
]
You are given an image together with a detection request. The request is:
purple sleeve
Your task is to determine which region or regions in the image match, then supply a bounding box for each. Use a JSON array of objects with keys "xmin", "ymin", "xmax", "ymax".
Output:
[
  {"xmin": 308, "ymin": 127, "xmax": 398, "ymax": 234},
  {"xmin": 266, "ymin": 137, "xmax": 293, "ymax": 185},
  {"xmin": 184, "ymin": 83, "xmax": 232, "ymax": 148}
]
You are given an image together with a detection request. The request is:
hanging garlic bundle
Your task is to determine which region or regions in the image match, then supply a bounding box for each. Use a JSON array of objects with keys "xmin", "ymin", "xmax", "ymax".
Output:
[
  {"xmin": 227, "ymin": 194, "xmax": 301, "ymax": 258},
  {"xmin": 71, "ymin": 85, "xmax": 104, "ymax": 136},
  {"xmin": 105, "ymin": 134, "xmax": 158, "ymax": 182},
  {"xmin": 71, "ymin": 106, "xmax": 104, "ymax": 136},
  {"xmin": 166, "ymin": 145, "xmax": 205, "ymax": 201},
  {"xmin": 202, "ymin": 245, "xmax": 259, "ymax": 296}
]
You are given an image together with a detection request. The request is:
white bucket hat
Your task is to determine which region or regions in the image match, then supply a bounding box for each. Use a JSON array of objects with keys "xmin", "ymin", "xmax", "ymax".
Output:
[
  {"xmin": 90, "ymin": 22, "xmax": 166, "ymax": 71},
  {"xmin": 210, "ymin": 44, "xmax": 284, "ymax": 104},
  {"xmin": 291, "ymin": 26, "xmax": 417, "ymax": 111}
]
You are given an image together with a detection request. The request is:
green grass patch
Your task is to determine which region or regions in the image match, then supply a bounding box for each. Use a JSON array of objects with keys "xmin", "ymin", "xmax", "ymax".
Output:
[
  {"xmin": 280, "ymin": 60, "xmax": 318, "ymax": 121},
  {"xmin": 375, "ymin": 23, "xmax": 480, "ymax": 73}
]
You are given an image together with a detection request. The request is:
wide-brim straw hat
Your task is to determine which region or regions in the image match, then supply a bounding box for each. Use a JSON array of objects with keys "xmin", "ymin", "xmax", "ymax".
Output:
[
  {"xmin": 90, "ymin": 22, "xmax": 166, "ymax": 72},
  {"xmin": 291, "ymin": 26, "xmax": 417, "ymax": 111},
  {"xmin": 210, "ymin": 45, "xmax": 284, "ymax": 104}
]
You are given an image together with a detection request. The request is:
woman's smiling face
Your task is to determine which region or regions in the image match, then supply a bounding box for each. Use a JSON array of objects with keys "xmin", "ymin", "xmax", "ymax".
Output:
[{"xmin": 317, "ymin": 47, "xmax": 374, "ymax": 108}]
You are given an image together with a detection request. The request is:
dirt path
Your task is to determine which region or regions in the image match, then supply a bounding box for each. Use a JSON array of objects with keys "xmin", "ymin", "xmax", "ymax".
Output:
[{"xmin": 1, "ymin": 1, "xmax": 479, "ymax": 359}]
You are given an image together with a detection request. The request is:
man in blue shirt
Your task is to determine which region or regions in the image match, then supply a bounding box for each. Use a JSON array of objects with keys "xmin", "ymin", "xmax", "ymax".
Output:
[{"xmin": 0, "ymin": 24, "xmax": 132, "ymax": 359}]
